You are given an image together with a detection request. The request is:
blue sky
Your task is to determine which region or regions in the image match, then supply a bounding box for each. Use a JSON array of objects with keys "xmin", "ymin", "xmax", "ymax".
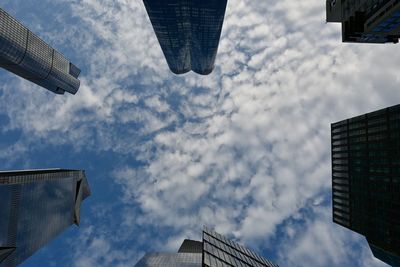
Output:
[{"xmin": 0, "ymin": 0, "xmax": 398, "ymax": 266}]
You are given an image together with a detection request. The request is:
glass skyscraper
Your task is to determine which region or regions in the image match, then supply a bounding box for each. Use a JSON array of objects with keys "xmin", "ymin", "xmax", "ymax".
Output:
[
  {"xmin": 0, "ymin": 169, "xmax": 90, "ymax": 267},
  {"xmin": 134, "ymin": 226, "xmax": 278, "ymax": 267},
  {"xmin": 0, "ymin": 8, "xmax": 81, "ymax": 94},
  {"xmin": 331, "ymin": 105, "xmax": 400, "ymax": 266},
  {"xmin": 143, "ymin": 0, "xmax": 228, "ymax": 75},
  {"xmin": 326, "ymin": 0, "xmax": 400, "ymax": 43}
]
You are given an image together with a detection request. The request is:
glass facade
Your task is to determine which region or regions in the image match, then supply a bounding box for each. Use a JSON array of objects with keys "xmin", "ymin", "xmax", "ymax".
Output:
[
  {"xmin": 178, "ymin": 240, "xmax": 203, "ymax": 254},
  {"xmin": 369, "ymin": 242, "xmax": 400, "ymax": 267},
  {"xmin": 331, "ymin": 104, "xmax": 400, "ymax": 266},
  {"xmin": 203, "ymin": 227, "xmax": 278, "ymax": 267},
  {"xmin": 0, "ymin": 8, "xmax": 81, "ymax": 94},
  {"xmin": 143, "ymin": 0, "xmax": 227, "ymax": 75},
  {"xmin": 135, "ymin": 253, "xmax": 202, "ymax": 267},
  {"xmin": 326, "ymin": 0, "xmax": 400, "ymax": 43},
  {"xmin": 0, "ymin": 169, "xmax": 90, "ymax": 267},
  {"xmin": 134, "ymin": 227, "xmax": 278, "ymax": 267}
]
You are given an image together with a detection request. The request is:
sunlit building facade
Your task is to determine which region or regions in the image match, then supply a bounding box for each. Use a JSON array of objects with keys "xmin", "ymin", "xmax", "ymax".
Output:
[
  {"xmin": 331, "ymin": 104, "xmax": 400, "ymax": 266},
  {"xmin": 326, "ymin": 0, "xmax": 400, "ymax": 43},
  {"xmin": 134, "ymin": 226, "xmax": 278, "ymax": 267},
  {"xmin": 143, "ymin": 0, "xmax": 228, "ymax": 75},
  {"xmin": 0, "ymin": 8, "xmax": 81, "ymax": 94},
  {"xmin": 0, "ymin": 169, "xmax": 90, "ymax": 267}
]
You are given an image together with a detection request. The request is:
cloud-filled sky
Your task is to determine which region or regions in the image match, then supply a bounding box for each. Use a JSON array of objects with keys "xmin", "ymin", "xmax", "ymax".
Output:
[{"xmin": 0, "ymin": 0, "xmax": 398, "ymax": 266}]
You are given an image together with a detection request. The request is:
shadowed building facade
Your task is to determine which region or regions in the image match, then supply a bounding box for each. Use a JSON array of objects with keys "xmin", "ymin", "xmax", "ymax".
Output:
[
  {"xmin": 331, "ymin": 105, "xmax": 400, "ymax": 266},
  {"xmin": 0, "ymin": 8, "xmax": 81, "ymax": 94},
  {"xmin": 326, "ymin": 0, "xmax": 400, "ymax": 43},
  {"xmin": 134, "ymin": 226, "xmax": 278, "ymax": 267},
  {"xmin": 143, "ymin": 0, "xmax": 228, "ymax": 75},
  {"xmin": 0, "ymin": 169, "xmax": 90, "ymax": 267}
]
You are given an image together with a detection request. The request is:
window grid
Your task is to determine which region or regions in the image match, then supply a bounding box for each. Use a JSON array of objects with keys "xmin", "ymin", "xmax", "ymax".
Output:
[
  {"xmin": 331, "ymin": 104, "xmax": 400, "ymax": 258},
  {"xmin": 0, "ymin": 8, "xmax": 80, "ymax": 94},
  {"xmin": 143, "ymin": 0, "xmax": 227, "ymax": 75},
  {"xmin": 203, "ymin": 228, "xmax": 278, "ymax": 267}
]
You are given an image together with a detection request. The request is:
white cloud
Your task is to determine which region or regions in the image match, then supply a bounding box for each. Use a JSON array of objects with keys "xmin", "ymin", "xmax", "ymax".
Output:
[{"xmin": 1, "ymin": 0, "xmax": 399, "ymax": 266}]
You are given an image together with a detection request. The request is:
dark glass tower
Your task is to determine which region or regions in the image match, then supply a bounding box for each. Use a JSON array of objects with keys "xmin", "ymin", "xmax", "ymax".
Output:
[
  {"xmin": 326, "ymin": 0, "xmax": 400, "ymax": 43},
  {"xmin": 0, "ymin": 8, "xmax": 81, "ymax": 94},
  {"xmin": 134, "ymin": 226, "xmax": 278, "ymax": 267},
  {"xmin": 0, "ymin": 169, "xmax": 90, "ymax": 267},
  {"xmin": 143, "ymin": 0, "xmax": 228, "ymax": 75},
  {"xmin": 331, "ymin": 105, "xmax": 400, "ymax": 266}
]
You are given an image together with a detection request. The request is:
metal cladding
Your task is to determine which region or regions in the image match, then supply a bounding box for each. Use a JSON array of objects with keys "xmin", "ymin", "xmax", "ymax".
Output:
[
  {"xmin": 326, "ymin": 0, "xmax": 400, "ymax": 43},
  {"xmin": 331, "ymin": 104, "xmax": 400, "ymax": 266},
  {"xmin": 0, "ymin": 169, "xmax": 90, "ymax": 267},
  {"xmin": 143, "ymin": 0, "xmax": 228, "ymax": 75},
  {"xmin": 0, "ymin": 9, "xmax": 81, "ymax": 94}
]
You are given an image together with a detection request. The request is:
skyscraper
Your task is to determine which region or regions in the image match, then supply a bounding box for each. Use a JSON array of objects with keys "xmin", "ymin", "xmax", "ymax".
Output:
[
  {"xmin": 0, "ymin": 8, "xmax": 81, "ymax": 94},
  {"xmin": 0, "ymin": 169, "xmax": 90, "ymax": 267},
  {"xmin": 143, "ymin": 0, "xmax": 228, "ymax": 75},
  {"xmin": 326, "ymin": 0, "xmax": 400, "ymax": 43},
  {"xmin": 331, "ymin": 105, "xmax": 400, "ymax": 266},
  {"xmin": 134, "ymin": 226, "xmax": 278, "ymax": 267}
]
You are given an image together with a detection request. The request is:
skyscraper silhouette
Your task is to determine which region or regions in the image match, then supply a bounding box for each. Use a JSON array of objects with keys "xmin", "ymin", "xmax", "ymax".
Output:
[
  {"xmin": 134, "ymin": 226, "xmax": 278, "ymax": 267},
  {"xmin": 0, "ymin": 169, "xmax": 90, "ymax": 267},
  {"xmin": 331, "ymin": 105, "xmax": 400, "ymax": 266},
  {"xmin": 0, "ymin": 8, "xmax": 81, "ymax": 94},
  {"xmin": 143, "ymin": 0, "xmax": 228, "ymax": 75},
  {"xmin": 326, "ymin": 0, "xmax": 400, "ymax": 43}
]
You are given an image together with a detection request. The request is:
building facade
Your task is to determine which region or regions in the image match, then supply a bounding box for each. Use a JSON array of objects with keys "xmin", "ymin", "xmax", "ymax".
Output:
[
  {"xmin": 134, "ymin": 226, "xmax": 278, "ymax": 267},
  {"xmin": 143, "ymin": 0, "xmax": 228, "ymax": 75},
  {"xmin": 331, "ymin": 105, "xmax": 400, "ymax": 266},
  {"xmin": 0, "ymin": 169, "xmax": 90, "ymax": 267},
  {"xmin": 0, "ymin": 8, "xmax": 81, "ymax": 94},
  {"xmin": 326, "ymin": 0, "xmax": 400, "ymax": 43},
  {"xmin": 135, "ymin": 252, "xmax": 202, "ymax": 267}
]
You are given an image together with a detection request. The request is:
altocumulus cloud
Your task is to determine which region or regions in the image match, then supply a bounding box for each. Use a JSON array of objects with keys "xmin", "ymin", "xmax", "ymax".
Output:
[{"xmin": 0, "ymin": 0, "xmax": 399, "ymax": 266}]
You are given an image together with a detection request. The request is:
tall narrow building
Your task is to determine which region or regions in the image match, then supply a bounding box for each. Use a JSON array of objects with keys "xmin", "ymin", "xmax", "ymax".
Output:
[
  {"xmin": 143, "ymin": 0, "xmax": 228, "ymax": 75},
  {"xmin": 326, "ymin": 0, "xmax": 400, "ymax": 43},
  {"xmin": 0, "ymin": 169, "xmax": 90, "ymax": 267},
  {"xmin": 0, "ymin": 8, "xmax": 81, "ymax": 94},
  {"xmin": 331, "ymin": 105, "xmax": 400, "ymax": 266},
  {"xmin": 134, "ymin": 226, "xmax": 278, "ymax": 267}
]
